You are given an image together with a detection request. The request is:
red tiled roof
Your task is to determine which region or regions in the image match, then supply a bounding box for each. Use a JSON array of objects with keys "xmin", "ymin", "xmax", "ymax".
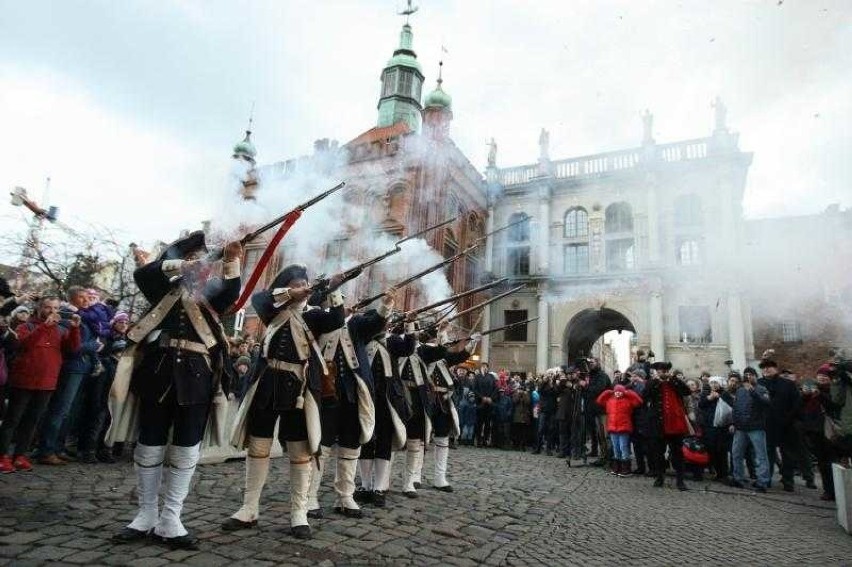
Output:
[{"xmin": 346, "ymin": 122, "xmax": 410, "ymax": 147}]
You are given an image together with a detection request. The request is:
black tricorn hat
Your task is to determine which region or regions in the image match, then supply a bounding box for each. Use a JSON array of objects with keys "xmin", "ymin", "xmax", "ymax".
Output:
[
  {"xmin": 650, "ymin": 361, "xmax": 672, "ymax": 371},
  {"xmin": 0, "ymin": 276, "xmax": 12, "ymax": 299},
  {"xmin": 758, "ymin": 358, "xmax": 778, "ymax": 369},
  {"xmin": 271, "ymin": 264, "xmax": 309, "ymax": 289},
  {"xmin": 158, "ymin": 231, "xmax": 207, "ymax": 261}
]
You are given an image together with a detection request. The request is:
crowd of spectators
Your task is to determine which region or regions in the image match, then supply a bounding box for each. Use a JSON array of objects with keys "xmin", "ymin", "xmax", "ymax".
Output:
[
  {"xmin": 3, "ymin": 274, "xmax": 852, "ymax": 505},
  {"xmin": 454, "ymin": 351, "xmax": 852, "ymax": 500}
]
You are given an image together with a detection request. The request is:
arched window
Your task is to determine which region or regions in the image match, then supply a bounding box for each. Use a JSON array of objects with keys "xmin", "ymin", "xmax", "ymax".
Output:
[
  {"xmin": 605, "ymin": 202, "xmax": 633, "ymax": 233},
  {"xmin": 677, "ymin": 239, "xmax": 701, "ymax": 266},
  {"xmin": 507, "ymin": 212, "xmax": 530, "ymax": 242},
  {"xmin": 563, "ymin": 207, "xmax": 589, "ymax": 238},
  {"xmin": 674, "ymin": 194, "xmax": 703, "ymax": 227}
]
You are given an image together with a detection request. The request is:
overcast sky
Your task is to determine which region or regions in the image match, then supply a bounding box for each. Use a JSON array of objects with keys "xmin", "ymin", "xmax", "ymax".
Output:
[{"xmin": 1, "ymin": 0, "xmax": 849, "ymax": 253}]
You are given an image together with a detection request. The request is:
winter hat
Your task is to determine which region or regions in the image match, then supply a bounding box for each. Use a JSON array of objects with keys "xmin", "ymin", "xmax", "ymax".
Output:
[
  {"xmin": 111, "ymin": 312, "xmax": 129, "ymax": 327},
  {"xmin": 631, "ymin": 369, "xmax": 647, "ymax": 380},
  {"xmin": 816, "ymin": 364, "xmax": 834, "ymax": 378},
  {"xmin": 708, "ymin": 376, "xmax": 726, "ymax": 388},
  {"xmin": 10, "ymin": 305, "xmax": 31, "ymax": 319},
  {"xmin": 743, "ymin": 367, "xmax": 758, "ymax": 377},
  {"xmin": 614, "ymin": 384, "xmax": 626, "ymax": 393},
  {"xmin": 235, "ymin": 356, "xmax": 252, "ymax": 370}
]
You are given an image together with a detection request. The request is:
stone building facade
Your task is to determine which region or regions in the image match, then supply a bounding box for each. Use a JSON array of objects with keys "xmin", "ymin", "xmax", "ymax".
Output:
[{"xmin": 481, "ymin": 110, "xmax": 755, "ymax": 375}]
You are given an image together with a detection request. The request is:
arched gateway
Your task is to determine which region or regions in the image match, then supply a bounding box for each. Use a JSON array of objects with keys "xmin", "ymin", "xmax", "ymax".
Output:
[{"xmin": 563, "ymin": 308, "xmax": 636, "ymax": 361}]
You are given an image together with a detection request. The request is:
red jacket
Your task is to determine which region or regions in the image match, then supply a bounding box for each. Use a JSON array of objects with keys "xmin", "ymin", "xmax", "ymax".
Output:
[
  {"xmin": 596, "ymin": 389, "xmax": 643, "ymax": 433},
  {"xmin": 10, "ymin": 319, "xmax": 81, "ymax": 391}
]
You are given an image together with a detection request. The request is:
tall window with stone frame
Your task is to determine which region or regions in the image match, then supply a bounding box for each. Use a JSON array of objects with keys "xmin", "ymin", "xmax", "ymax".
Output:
[
  {"xmin": 673, "ymin": 194, "xmax": 703, "ymax": 266},
  {"xmin": 564, "ymin": 207, "xmax": 589, "ymax": 238},
  {"xmin": 604, "ymin": 202, "xmax": 635, "ymax": 271},
  {"xmin": 381, "ymin": 69, "xmax": 398, "ymax": 97},
  {"xmin": 563, "ymin": 207, "xmax": 590, "ymax": 274},
  {"xmin": 677, "ymin": 238, "xmax": 701, "ymax": 266},
  {"xmin": 780, "ymin": 320, "xmax": 802, "ymax": 343},
  {"xmin": 678, "ymin": 306, "xmax": 712, "ymax": 343},
  {"xmin": 564, "ymin": 244, "xmax": 590, "ymax": 274},
  {"xmin": 443, "ymin": 231, "xmax": 459, "ymax": 288},
  {"xmin": 506, "ymin": 212, "xmax": 531, "ymax": 276},
  {"xmin": 398, "ymin": 70, "xmax": 413, "ymax": 98},
  {"xmin": 503, "ymin": 309, "xmax": 529, "ymax": 342}
]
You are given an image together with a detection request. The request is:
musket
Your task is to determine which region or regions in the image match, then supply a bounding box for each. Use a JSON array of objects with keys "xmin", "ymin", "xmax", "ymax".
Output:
[
  {"xmin": 444, "ymin": 317, "xmax": 539, "ymax": 345},
  {"xmin": 431, "ymin": 284, "xmax": 526, "ymax": 327},
  {"xmin": 310, "ymin": 245, "xmax": 401, "ymax": 296},
  {"xmin": 352, "ymin": 217, "xmax": 527, "ymax": 309},
  {"xmin": 396, "ymin": 216, "xmax": 457, "ymax": 246},
  {"xmin": 473, "ymin": 215, "xmax": 532, "ymax": 244},
  {"xmin": 353, "ymin": 244, "xmax": 479, "ymax": 309},
  {"xmin": 209, "ymin": 181, "xmax": 346, "ymax": 261},
  {"xmin": 406, "ymin": 277, "xmax": 508, "ymax": 317}
]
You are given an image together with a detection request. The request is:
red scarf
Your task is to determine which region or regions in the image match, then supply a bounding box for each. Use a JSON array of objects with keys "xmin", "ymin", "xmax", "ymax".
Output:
[{"xmin": 661, "ymin": 382, "xmax": 689, "ymax": 436}]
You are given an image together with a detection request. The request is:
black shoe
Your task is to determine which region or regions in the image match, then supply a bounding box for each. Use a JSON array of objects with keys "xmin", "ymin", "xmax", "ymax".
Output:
[
  {"xmin": 79, "ymin": 451, "xmax": 98, "ymax": 464},
  {"xmin": 334, "ymin": 506, "xmax": 363, "ymax": 518},
  {"xmin": 307, "ymin": 508, "xmax": 324, "ymax": 519},
  {"xmin": 152, "ymin": 533, "xmax": 199, "ymax": 550},
  {"xmin": 291, "ymin": 525, "xmax": 312, "ymax": 540},
  {"xmin": 806, "ymin": 480, "xmax": 817, "ymax": 489},
  {"xmin": 729, "ymin": 480, "xmax": 745, "ymax": 489},
  {"xmin": 634, "ymin": 468, "xmax": 646, "ymax": 476},
  {"xmin": 677, "ymin": 482, "xmax": 688, "ymax": 491},
  {"xmin": 588, "ymin": 450, "xmax": 599, "ymax": 458},
  {"xmin": 653, "ymin": 478, "xmax": 664, "ymax": 488},
  {"xmin": 433, "ymin": 485, "xmax": 453, "ymax": 493},
  {"xmin": 96, "ymin": 450, "xmax": 116, "ymax": 464},
  {"xmin": 353, "ymin": 487, "xmax": 373, "ymax": 504},
  {"xmin": 403, "ymin": 491, "xmax": 418, "ymax": 499},
  {"xmin": 112, "ymin": 527, "xmax": 150, "ymax": 543},
  {"xmin": 372, "ymin": 491, "xmax": 386, "ymax": 508},
  {"xmin": 531, "ymin": 449, "xmax": 541, "ymax": 455},
  {"xmin": 755, "ymin": 486, "xmax": 767, "ymax": 494},
  {"xmin": 413, "ymin": 482, "xmax": 422, "ymax": 490},
  {"xmin": 783, "ymin": 484, "xmax": 794, "ymax": 492},
  {"xmin": 221, "ymin": 517, "xmax": 257, "ymax": 532}
]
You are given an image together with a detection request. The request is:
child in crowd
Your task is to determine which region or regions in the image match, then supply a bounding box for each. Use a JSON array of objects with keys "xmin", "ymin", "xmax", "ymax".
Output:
[{"xmin": 596, "ymin": 384, "xmax": 643, "ymax": 477}]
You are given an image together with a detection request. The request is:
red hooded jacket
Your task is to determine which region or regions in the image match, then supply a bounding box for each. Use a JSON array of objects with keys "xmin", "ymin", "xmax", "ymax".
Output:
[
  {"xmin": 596, "ymin": 388, "xmax": 643, "ymax": 433},
  {"xmin": 10, "ymin": 319, "xmax": 81, "ymax": 390}
]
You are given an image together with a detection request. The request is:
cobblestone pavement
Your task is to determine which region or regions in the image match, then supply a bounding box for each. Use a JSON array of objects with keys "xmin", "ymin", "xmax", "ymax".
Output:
[{"xmin": 0, "ymin": 446, "xmax": 850, "ymax": 566}]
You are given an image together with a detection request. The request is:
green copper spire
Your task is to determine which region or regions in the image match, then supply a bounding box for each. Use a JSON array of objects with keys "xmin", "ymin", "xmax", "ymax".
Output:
[
  {"xmin": 424, "ymin": 60, "xmax": 452, "ymax": 110},
  {"xmin": 377, "ymin": 1, "xmax": 424, "ymax": 132}
]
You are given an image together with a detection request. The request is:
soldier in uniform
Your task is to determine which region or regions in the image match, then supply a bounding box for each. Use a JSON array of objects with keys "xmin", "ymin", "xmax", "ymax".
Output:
[
  {"xmin": 426, "ymin": 329, "xmax": 479, "ymax": 492},
  {"xmin": 222, "ymin": 264, "xmax": 344, "ymax": 539},
  {"xmin": 397, "ymin": 323, "xmax": 449, "ymax": 498},
  {"xmin": 356, "ymin": 312, "xmax": 417, "ymax": 508},
  {"xmin": 305, "ymin": 292, "xmax": 395, "ymax": 519},
  {"xmin": 111, "ymin": 232, "xmax": 242, "ymax": 549}
]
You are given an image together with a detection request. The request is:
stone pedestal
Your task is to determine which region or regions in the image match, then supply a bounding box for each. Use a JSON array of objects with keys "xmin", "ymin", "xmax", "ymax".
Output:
[{"xmin": 833, "ymin": 464, "xmax": 852, "ymax": 534}]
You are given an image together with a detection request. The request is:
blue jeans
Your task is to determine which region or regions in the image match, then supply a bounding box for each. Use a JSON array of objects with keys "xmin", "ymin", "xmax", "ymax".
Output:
[
  {"xmin": 732, "ymin": 429, "xmax": 770, "ymax": 487},
  {"xmin": 610, "ymin": 432, "xmax": 631, "ymax": 461},
  {"xmin": 461, "ymin": 424, "xmax": 474, "ymax": 441},
  {"xmin": 38, "ymin": 371, "xmax": 86, "ymax": 455}
]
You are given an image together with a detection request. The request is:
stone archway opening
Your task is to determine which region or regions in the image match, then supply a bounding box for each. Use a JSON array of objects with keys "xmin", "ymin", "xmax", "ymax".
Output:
[{"xmin": 563, "ymin": 308, "xmax": 636, "ymax": 366}]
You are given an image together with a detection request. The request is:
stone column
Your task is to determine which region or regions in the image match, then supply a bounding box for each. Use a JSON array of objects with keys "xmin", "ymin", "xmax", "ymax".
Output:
[
  {"xmin": 727, "ymin": 292, "xmax": 747, "ymax": 370},
  {"xmin": 647, "ymin": 185, "xmax": 660, "ymax": 265},
  {"xmin": 481, "ymin": 205, "xmax": 495, "ymax": 363},
  {"xmin": 536, "ymin": 288, "xmax": 550, "ymax": 373},
  {"xmin": 649, "ymin": 291, "xmax": 665, "ymax": 361},
  {"xmin": 537, "ymin": 185, "xmax": 551, "ymax": 274},
  {"xmin": 484, "ymin": 204, "xmax": 495, "ymax": 273}
]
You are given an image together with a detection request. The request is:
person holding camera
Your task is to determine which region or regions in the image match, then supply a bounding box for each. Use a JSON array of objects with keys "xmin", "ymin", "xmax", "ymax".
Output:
[
  {"xmin": 729, "ymin": 366, "xmax": 771, "ymax": 492},
  {"xmin": 0, "ymin": 296, "xmax": 81, "ymax": 474},
  {"xmin": 643, "ymin": 361, "xmax": 691, "ymax": 490}
]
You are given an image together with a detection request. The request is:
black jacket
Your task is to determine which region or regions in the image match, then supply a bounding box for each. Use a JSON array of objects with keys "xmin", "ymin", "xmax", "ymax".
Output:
[
  {"xmin": 583, "ymin": 369, "xmax": 612, "ymax": 417},
  {"xmin": 130, "ymin": 259, "xmax": 239, "ymax": 404},
  {"xmin": 251, "ymin": 291, "xmax": 344, "ymax": 411},
  {"xmin": 473, "ymin": 372, "xmax": 498, "ymax": 405},
  {"xmin": 757, "ymin": 376, "xmax": 801, "ymax": 435}
]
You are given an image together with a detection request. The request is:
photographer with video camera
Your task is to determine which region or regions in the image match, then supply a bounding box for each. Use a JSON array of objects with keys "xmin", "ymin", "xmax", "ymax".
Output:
[
  {"xmin": 0, "ymin": 296, "xmax": 81, "ymax": 474},
  {"xmin": 643, "ymin": 361, "xmax": 691, "ymax": 490}
]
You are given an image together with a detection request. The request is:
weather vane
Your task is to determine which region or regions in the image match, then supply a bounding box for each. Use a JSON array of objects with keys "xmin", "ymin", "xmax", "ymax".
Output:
[{"xmin": 399, "ymin": 0, "xmax": 419, "ymax": 24}]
